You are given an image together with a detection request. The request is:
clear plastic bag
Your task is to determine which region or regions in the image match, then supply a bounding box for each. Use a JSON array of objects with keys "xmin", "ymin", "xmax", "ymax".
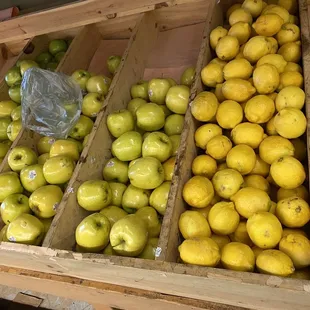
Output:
[{"xmin": 21, "ymin": 67, "xmax": 83, "ymax": 138}]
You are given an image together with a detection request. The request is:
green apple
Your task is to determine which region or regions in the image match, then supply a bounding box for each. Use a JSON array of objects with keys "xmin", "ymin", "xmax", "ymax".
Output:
[
  {"xmin": 38, "ymin": 153, "xmax": 50, "ymax": 165},
  {"xmin": 49, "ymin": 139, "xmax": 79, "ymax": 161},
  {"xmin": 8, "ymin": 146, "xmax": 37, "ymax": 172},
  {"xmin": 149, "ymin": 181, "xmax": 171, "ymax": 215},
  {"xmin": 82, "ymin": 134, "xmax": 90, "ymax": 148},
  {"xmin": 142, "ymin": 132, "xmax": 172, "ymax": 162},
  {"xmin": 148, "ymin": 78, "xmax": 171, "ymax": 104},
  {"xmin": 170, "ymin": 135, "xmax": 181, "ymax": 156},
  {"xmin": 102, "ymin": 157, "xmax": 128, "ymax": 183},
  {"xmin": 128, "ymin": 157, "xmax": 164, "ymax": 189},
  {"xmin": 82, "ymin": 93, "xmax": 104, "ymax": 118},
  {"xmin": 112, "ymin": 131, "xmax": 142, "ymax": 161},
  {"xmin": 0, "ymin": 194, "xmax": 30, "ymax": 224},
  {"xmin": 0, "ymin": 225, "xmax": 9, "ymax": 241},
  {"xmin": 7, "ymin": 120, "xmax": 22, "ymax": 141},
  {"xmin": 107, "ymin": 109, "xmax": 134, "ymax": 138},
  {"xmin": 181, "ymin": 67, "xmax": 195, "ymax": 87},
  {"xmin": 40, "ymin": 217, "xmax": 53, "ymax": 236},
  {"xmin": 19, "ymin": 60, "xmax": 39, "ymax": 75},
  {"xmin": 163, "ymin": 156, "xmax": 175, "ymax": 181},
  {"xmin": 0, "ymin": 142, "xmax": 9, "ymax": 157},
  {"xmin": 69, "ymin": 115, "xmax": 93, "ymax": 140},
  {"xmin": 54, "ymin": 51, "xmax": 66, "ymax": 63},
  {"xmin": 103, "ymin": 243, "xmax": 117, "ymax": 255},
  {"xmin": 159, "ymin": 105, "xmax": 172, "ymax": 117},
  {"xmin": 39, "ymin": 62, "xmax": 47, "ymax": 69},
  {"xmin": 127, "ymin": 98, "xmax": 146, "ymax": 120},
  {"xmin": 86, "ymin": 75, "xmax": 110, "ymax": 95},
  {"xmin": 107, "ymin": 55, "xmax": 121, "ymax": 75},
  {"xmin": 6, "ymin": 213, "xmax": 44, "ymax": 245},
  {"xmin": 71, "ymin": 70, "xmax": 91, "ymax": 91},
  {"xmin": 122, "ymin": 184, "xmax": 151, "ymax": 210},
  {"xmin": 100, "ymin": 205, "xmax": 127, "ymax": 226},
  {"xmin": 8, "ymin": 83, "xmax": 21, "ymax": 104},
  {"xmin": 122, "ymin": 206, "xmax": 136, "ymax": 214},
  {"xmin": 108, "ymin": 182, "xmax": 127, "ymax": 207},
  {"xmin": 167, "ymin": 78, "xmax": 177, "ymax": 87},
  {"xmin": 110, "ymin": 214, "xmax": 148, "ymax": 256},
  {"xmin": 1, "ymin": 140, "xmax": 12, "ymax": 148},
  {"xmin": 164, "ymin": 114, "xmax": 184, "ymax": 136},
  {"xmin": 77, "ymin": 180, "xmax": 112, "ymax": 211},
  {"xmin": 46, "ymin": 62, "xmax": 58, "ymax": 72},
  {"xmin": 49, "ymin": 39, "xmax": 68, "ymax": 55},
  {"xmin": 130, "ymin": 81, "xmax": 149, "ymax": 100},
  {"xmin": 0, "ymin": 100, "xmax": 18, "ymax": 118},
  {"xmin": 43, "ymin": 155, "xmax": 75, "ymax": 184},
  {"xmin": 138, "ymin": 237, "xmax": 159, "ymax": 259},
  {"xmin": 0, "ymin": 118, "xmax": 11, "ymax": 140},
  {"xmin": 67, "ymin": 138, "xmax": 83, "ymax": 153},
  {"xmin": 37, "ymin": 136, "xmax": 55, "ymax": 154},
  {"xmin": 165, "ymin": 85, "xmax": 190, "ymax": 114},
  {"xmin": 36, "ymin": 52, "xmax": 53, "ymax": 64},
  {"xmin": 136, "ymin": 103, "xmax": 165, "ymax": 131},
  {"xmin": 5, "ymin": 67, "xmax": 22, "ymax": 87},
  {"xmin": 136, "ymin": 206, "xmax": 161, "ymax": 238},
  {"xmin": 11, "ymin": 106, "xmax": 22, "ymax": 121},
  {"xmin": 20, "ymin": 164, "xmax": 47, "ymax": 193}
]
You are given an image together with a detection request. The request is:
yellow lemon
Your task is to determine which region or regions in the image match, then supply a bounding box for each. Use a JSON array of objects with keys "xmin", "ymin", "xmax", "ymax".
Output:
[
  {"xmin": 242, "ymin": 0, "xmax": 263, "ymax": 17},
  {"xmin": 274, "ymin": 108, "xmax": 306, "ymax": 139},
  {"xmin": 247, "ymin": 212, "xmax": 283, "ymax": 248},
  {"xmin": 227, "ymin": 22, "xmax": 251, "ymax": 45},
  {"xmin": 212, "ymin": 168, "xmax": 244, "ymax": 199},
  {"xmin": 226, "ymin": 144, "xmax": 256, "ymax": 175},
  {"xmin": 257, "ymin": 54, "xmax": 287, "ymax": 73},
  {"xmin": 214, "ymin": 83, "xmax": 226, "ymax": 102},
  {"xmin": 183, "ymin": 176, "xmax": 214, "ymax": 208},
  {"xmin": 245, "ymin": 95, "xmax": 275, "ymax": 123},
  {"xmin": 191, "ymin": 205, "xmax": 213, "ymax": 218},
  {"xmin": 209, "ymin": 58, "xmax": 227, "ymax": 69},
  {"xmin": 290, "ymin": 268, "xmax": 310, "ymax": 280},
  {"xmin": 252, "ymin": 246, "xmax": 264, "ymax": 258},
  {"xmin": 277, "ymin": 185, "xmax": 309, "ymax": 202},
  {"xmin": 243, "ymin": 174, "xmax": 270, "ymax": 193},
  {"xmin": 278, "ymin": 42, "xmax": 301, "ymax": 63},
  {"xmin": 243, "ymin": 36, "xmax": 271, "ymax": 63},
  {"xmin": 276, "ymin": 23, "xmax": 300, "ymax": 46},
  {"xmin": 276, "ymin": 86, "xmax": 305, "ymax": 111},
  {"xmin": 222, "ymin": 79, "xmax": 256, "ymax": 102},
  {"xmin": 179, "ymin": 210, "xmax": 211, "ymax": 239},
  {"xmin": 291, "ymin": 138, "xmax": 307, "ymax": 162},
  {"xmin": 210, "ymin": 234, "xmax": 231, "ymax": 250},
  {"xmin": 267, "ymin": 92, "xmax": 278, "ymax": 101},
  {"xmin": 256, "ymin": 249, "xmax": 295, "ymax": 276},
  {"xmin": 229, "ymin": 8, "xmax": 253, "ymax": 26},
  {"xmin": 289, "ymin": 14, "xmax": 299, "ymax": 24},
  {"xmin": 231, "ymin": 122, "xmax": 265, "ymax": 149},
  {"xmin": 208, "ymin": 201, "xmax": 240, "ymax": 235},
  {"xmin": 266, "ymin": 116, "xmax": 278, "ymax": 136},
  {"xmin": 278, "ymin": 72, "xmax": 303, "ymax": 91},
  {"xmin": 191, "ymin": 92, "xmax": 219, "ymax": 122},
  {"xmin": 276, "ymin": 197, "xmax": 310, "ymax": 227},
  {"xmin": 278, "ymin": 0, "xmax": 298, "ymax": 14},
  {"xmin": 262, "ymin": 1, "xmax": 268, "ymax": 9},
  {"xmin": 266, "ymin": 36, "xmax": 279, "ymax": 53},
  {"xmin": 250, "ymin": 155, "xmax": 270, "ymax": 177},
  {"xmin": 223, "ymin": 58, "xmax": 253, "ymax": 80},
  {"xmin": 269, "ymin": 201, "xmax": 277, "ymax": 214},
  {"xmin": 163, "ymin": 156, "xmax": 176, "ymax": 181},
  {"xmin": 226, "ymin": 3, "xmax": 242, "ymax": 20},
  {"xmin": 216, "ymin": 100, "xmax": 243, "ymax": 129},
  {"xmin": 178, "ymin": 237, "xmax": 220, "ymax": 266},
  {"xmin": 201, "ymin": 63, "xmax": 224, "ymax": 87},
  {"xmin": 253, "ymin": 64, "xmax": 279, "ymax": 94},
  {"xmin": 284, "ymin": 62, "xmax": 302, "ymax": 73},
  {"xmin": 230, "ymin": 221, "xmax": 253, "ymax": 246},
  {"xmin": 235, "ymin": 44, "xmax": 245, "ymax": 59},
  {"xmin": 217, "ymin": 162, "xmax": 228, "ymax": 171},
  {"xmin": 192, "ymin": 154, "xmax": 217, "ymax": 179},
  {"xmin": 282, "ymin": 228, "xmax": 308, "ymax": 238},
  {"xmin": 194, "ymin": 123, "xmax": 222, "ymax": 150},
  {"xmin": 206, "ymin": 135, "xmax": 232, "ymax": 160},
  {"xmin": 262, "ymin": 5, "xmax": 290, "ymax": 23},
  {"xmin": 210, "ymin": 26, "xmax": 228, "ymax": 50},
  {"xmin": 215, "ymin": 36, "xmax": 240, "ymax": 61},
  {"xmin": 252, "ymin": 14, "xmax": 284, "ymax": 36},
  {"xmin": 231, "ymin": 187, "xmax": 271, "ymax": 218}
]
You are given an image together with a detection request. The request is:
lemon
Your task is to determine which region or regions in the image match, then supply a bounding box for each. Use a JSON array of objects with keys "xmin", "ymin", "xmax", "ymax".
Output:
[
  {"xmin": 192, "ymin": 155, "xmax": 217, "ymax": 179},
  {"xmin": 228, "ymin": 22, "xmax": 251, "ymax": 45},
  {"xmin": 262, "ymin": 5, "xmax": 290, "ymax": 23},
  {"xmin": 226, "ymin": 144, "xmax": 256, "ymax": 175},
  {"xmin": 230, "ymin": 221, "xmax": 253, "ymax": 246},
  {"xmin": 256, "ymin": 250, "xmax": 295, "ymax": 276},
  {"xmin": 226, "ymin": 3, "xmax": 242, "ymax": 20},
  {"xmin": 290, "ymin": 268, "xmax": 310, "ymax": 280},
  {"xmin": 214, "ymin": 83, "xmax": 226, "ymax": 102},
  {"xmin": 276, "ymin": 23, "xmax": 300, "ymax": 46},
  {"xmin": 183, "ymin": 176, "xmax": 214, "ymax": 208},
  {"xmin": 235, "ymin": 44, "xmax": 246, "ymax": 59},
  {"xmin": 276, "ymin": 86, "xmax": 305, "ymax": 111},
  {"xmin": 266, "ymin": 117, "xmax": 278, "ymax": 136},
  {"xmin": 210, "ymin": 26, "xmax": 228, "ymax": 50},
  {"xmin": 252, "ymin": 14, "xmax": 284, "ymax": 36},
  {"xmin": 252, "ymin": 246, "xmax": 264, "ymax": 258},
  {"xmin": 262, "ymin": 1, "xmax": 268, "ymax": 9},
  {"xmin": 215, "ymin": 36, "xmax": 240, "ymax": 61},
  {"xmin": 250, "ymin": 155, "xmax": 270, "ymax": 177},
  {"xmin": 217, "ymin": 162, "xmax": 228, "ymax": 171},
  {"xmin": 244, "ymin": 175, "xmax": 270, "ymax": 193},
  {"xmin": 282, "ymin": 228, "xmax": 308, "ymax": 238},
  {"xmin": 191, "ymin": 205, "xmax": 213, "ymax": 218},
  {"xmin": 194, "ymin": 124, "xmax": 222, "ymax": 150},
  {"xmin": 291, "ymin": 138, "xmax": 307, "ymax": 162},
  {"xmin": 216, "ymin": 100, "xmax": 243, "ymax": 129},
  {"xmin": 243, "ymin": 36, "xmax": 271, "ymax": 63},
  {"xmin": 209, "ymin": 58, "xmax": 227, "ymax": 69},
  {"xmin": 208, "ymin": 201, "xmax": 240, "ymax": 235},
  {"xmin": 266, "ymin": 36, "xmax": 279, "ymax": 53},
  {"xmin": 223, "ymin": 59, "xmax": 253, "ymax": 81},
  {"xmin": 274, "ymin": 108, "xmax": 306, "ymax": 139},
  {"xmin": 278, "ymin": 72, "xmax": 303, "ymax": 91},
  {"xmin": 284, "ymin": 62, "xmax": 302, "ymax": 73},
  {"xmin": 267, "ymin": 92, "xmax": 278, "ymax": 101},
  {"xmin": 247, "ymin": 212, "xmax": 283, "ymax": 248},
  {"xmin": 231, "ymin": 122, "xmax": 265, "ymax": 149},
  {"xmin": 222, "ymin": 79, "xmax": 256, "ymax": 102},
  {"xmin": 269, "ymin": 201, "xmax": 277, "ymax": 214},
  {"xmin": 231, "ymin": 187, "xmax": 271, "ymax": 218},
  {"xmin": 206, "ymin": 135, "xmax": 232, "ymax": 160},
  {"xmin": 179, "ymin": 210, "xmax": 211, "ymax": 239},
  {"xmin": 212, "ymin": 168, "xmax": 244, "ymax": 199},
  {"xmin": 201, "ymin": 63, "xmax": 224, "ymax": 87},
  {"xmin": 257, "ymin": 54, "xmax": 287, "ymax": 73},
  {"xmin": 253, "ymin": 64, "xmax": 279, "ymax": 94},
  {"xmin": 242, "ymin": 0, "xmax": 263, "ymax": 17},
  {"xmin": 278, "ymin": 42, "xmax": 301, "ymax": 63},
  {"xmin": 178, "ymin": 237, "xmax": 220, "ymax": 266},
  {"xmin": 278, "ymin": 0, "xmax": 298, "ymax": 14},
  {"xmin": 210, "ymin": 234, "xmax": 230, "ymax": 250},
  {"xmin": 277, "ymin": 185, "xmax": 309, "ymax": 202},
  {"xmin": 191, "ymin": 92, "xmax": 219, "ymax": 122},
  {"xmin": 276, "ymin": 197, "xmax": 310, "ymax": 227},
  {"xmin": 229, "ymin": 8, "xmax": 253, "ymax": 26},
  {"xmin": 245, "ymin": 95, "xmax": 275, "ymax": 123}
]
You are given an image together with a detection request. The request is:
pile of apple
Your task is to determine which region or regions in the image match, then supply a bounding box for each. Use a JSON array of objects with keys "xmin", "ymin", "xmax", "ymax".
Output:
[{"xmin": 74, "ymin": 67, "xmax": 196, "ymax": 259}]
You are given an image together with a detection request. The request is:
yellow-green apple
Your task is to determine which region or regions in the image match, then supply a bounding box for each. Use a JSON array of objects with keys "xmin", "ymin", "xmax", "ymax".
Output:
[
  {"xmin": 8, "ymin": 146, "xmax": 37, "ymax": 172},
  {"xmin": 122, "ymin": 184, "xmax": 151, "ymax": 210},
  {"xmin": 181, "ymin": 67, "xmax": 195, "ymax": 87},
  {"xmin": 127, "ymin": 98, "xmax": 146, "ymax": 120},
  {"xmin": 102, "ymin": 157, "xmax": 128, "ymax": 183},
  {"xmin": 136, "ymin": 103, "xmax": 165, "ymax": 131},
  {"xmin": 69, "ymin": 115, "xmax": 93, "ymax": 140},
  {"xmin": 163, "ymin": 156, "xmax": 176, "ymax": 181},
  {"xmin": 165, "ymin": 85, "xmax": 190, "ymax": 114},
  {"xmin": 159, "ymin": 105, "xmax": 172, "ymax": 117},
  {"xmin": 75, "ymin": 213, "xmax": 111, "ymax": 252},
  {"xmin": 29, "ymin": 185, "xmax": 63, "ymax": 218},
  {"xmin": 149, "ymin": 181, "xmax": 171, "ymax": 215},
  {"xmin": 82, "ymin": 93, "xmax": 104, "ymax": 118},
  {"xmin": 20, "ymin": 164, "xmax": 47, "ymax": 192},
  {"xmin": 100, "ymin": 205, "xmax": 127, "ymax": 226},
  {"xmin": 0, "ymin": 142, "xmax": 9, "ymax": 158},
  {"xmin": 43, "ymin": 155, "xmax": 75, "ymax": 184},
  {"xmin": 107, "ymin": 55, "xmax": 121, "ymax": 75},
  {"xmin": 7, "ymin": 120, "xmax": 22, "ymax": 141},
  {"xmin": 112, "ymin": 131, "xmax": 142, "ymax": 161},
  {"xmin": 36, "ymin": 52, "xmax": 53, "ymax": 65},
  {"xmin": 0, "ymin": 172, "xmax": 23, "ymax": 202},
  {"xmin": 108, "ymin": 182, "xmax": 127, "ymax": 207},
  {"xmin": 46, "ymin": 62, "xmax": 58, "ymax": 72},
  {"xmin": 142, "ymin": 132, "xmax": 172, "ymax": 162},
  {"xmin": 103, "ymin": 243, "xmax": 117, "ymax": 255},
  {"xmin": 110, "ymin": 214, "xmax": 148, "ymax": 256},
  {"xmin": 5, "ymin": 67, "xmax": 22, "ymax": 87},
  {"xmin": 0, "ymin": 100, "xmax": 18, "ymax": 118},
  {"xmin": 82, "ymin": 134, "xmax": 90, "ymax": 148},
  {"xmin": 38, "ymin": 153, "xmax": 50, "ymax": 165},
  {"xmin": 107, "ymin": 109, "xmax": 134, "ymax": 138},
  {"xmin": 2, "ymin": 140, "xmax": 12, "ymax": 148},
  {"xmin": 19, "ymin": 60, "xmax": 39, "ymax": 75},
  {"xmin": 164, "ymin": 114, "xmax": 184, "ymax": 136},
  {"xmin": 148, "ymin": 78, "xmax": 171, "ymax": 104},
  {"xmin": 128, "ymin": 157, "xmax": 164, "ymax": 189},
  {"xmin": 40, "ymin": 217, "xmax": 53, "ymax": 237},
  {"xmin": 67, "ymin": 138, "xmax": 83, "ymax": 153},
  {"xmin": 167, "ymin": 78, "xmax": 177, "ymax": 87},
  {"xmin": 7, "ymin": 213, "xmax": 44, "ymax": 245},
  {"xmin": 0, "ymin": 225, "xmax": 8, "ymax": 241},
  {"xmin": 130, "ymin": 81, "xmax": 149, "ymax": 100},
  {"xmin": 138, "ymin": 237, "xmax": 159, "ymax": 259},
  {"xmin": 77, "ymin": 180, "xmax": 112, "ymax": 211},
  {"xmin": 86, "ymin": 75, "xmax": 110, "ymax": 95},
  {"xmin": 49, "ymin": 39, "xmax": 68, "ymax": 55},
  {"xmin": 11, "ymin": 106, "xmax": 21, "ymax": 121},
  {"xmin": 122, "ymin": 206, "xmax": 136, "ymax": 214},
  {"xmin": 0, "ymin": 194, "xmax": 30, "ymax": 224},
  {"xmin": 55, "ymin": 51, "xmax": 66, "ymax": 62},
  {"xmin": 37, "ymin": 136, "xmax": 55, "ymax": 154},
  {"xmin": 136, "ymin": 206, "xmax": 161, "ymax": 238},
  {"xmin": 0, "ymin": 118, "xmax": 11, "ymax": 140},
  {"xmin": 8, "ymin": 83, "xmax": 21, "ymax": 103},
  {"xmin": 170, "ymin": 135, "xmax": 181, "ymax": 156},
  {"xmin": 49, "ymin": 139, "xmax": 79, "ymax": 161},
  {"xmin": 71, "ymin": 70, "xmax": 91, "ymax": 91}
]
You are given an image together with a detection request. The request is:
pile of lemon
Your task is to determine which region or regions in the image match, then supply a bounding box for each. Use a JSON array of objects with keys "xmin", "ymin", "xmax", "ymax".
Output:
[{"xmin": 178, "ymin": 0, "xmax": 310, "ymax": 278}]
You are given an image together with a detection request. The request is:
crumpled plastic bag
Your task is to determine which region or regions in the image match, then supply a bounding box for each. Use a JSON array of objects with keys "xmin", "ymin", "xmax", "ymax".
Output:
[{"xmin": 21, "ymin": 67, "xmax": 82, "ymax": 138}]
